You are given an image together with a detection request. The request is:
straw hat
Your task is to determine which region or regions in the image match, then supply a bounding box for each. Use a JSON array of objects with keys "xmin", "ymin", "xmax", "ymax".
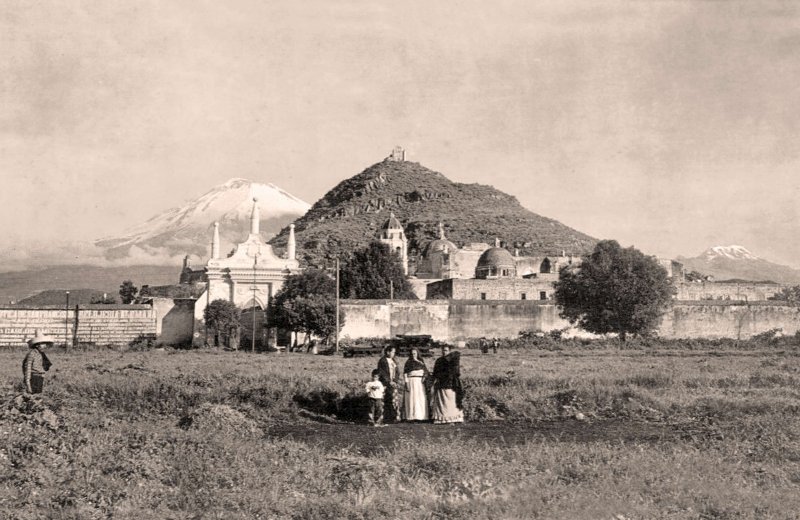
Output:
[{"xmin": 28, "ymin": 331, "xmax": 55, "ymax": 347}]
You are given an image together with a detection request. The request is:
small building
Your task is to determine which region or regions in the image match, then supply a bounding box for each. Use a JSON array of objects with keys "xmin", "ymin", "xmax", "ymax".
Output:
[
  {"xmin": 427, "ymin": 244, "xmax": 556, "ymax": 301},
  {"xmin": 426, "ymin": 278, "xmax": 555, "ymax": 301}
]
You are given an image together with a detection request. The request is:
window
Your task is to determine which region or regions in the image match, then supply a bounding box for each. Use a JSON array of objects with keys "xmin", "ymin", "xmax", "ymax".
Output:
[
  {"xmin": 520, "ymin": 293, "xmax": 527, "ymax": 300},
  {"xmin": 539, "ymin": 291, "xmax": 547, "ymax": 300},
  {"xmin": 540, "ymin": 258, "xmax": 552, "ymax": 274},
  {"xmin": 480, "ymin": 293, "xmax": 487, "ymax": 300}
]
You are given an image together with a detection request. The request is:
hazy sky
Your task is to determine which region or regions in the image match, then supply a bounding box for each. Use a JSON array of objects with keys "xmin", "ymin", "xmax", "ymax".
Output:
[{"xmin": 2, "ymin": 1, "xmax": 799, "ymax": 268}]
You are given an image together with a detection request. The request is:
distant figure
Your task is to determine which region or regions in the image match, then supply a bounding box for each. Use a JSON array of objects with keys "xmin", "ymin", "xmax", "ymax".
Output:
[
  {"xmin": 479, "ymin": 338, "xmax": 488, "ymax": 354},
  {"xmin": 23, "ymin": 332, "xmax": 54, "ymax": 394},
  {"xmin": 365, "ymin": 369, "xmax": 385, "ymax": 427},
  {"xmin": 403, "ymin": 348, "xmax": 429, "ymax": 421},
  {"xmin": 492, "ymin": 338, "xmax": 499, "ymax": 354},
  {"xmin": 431, "ymin": 345, "xmax": 464, "ymax": 424},
  {"xmin": 377, "ymin": 346, "xmax": 402, "ymax": 422}
]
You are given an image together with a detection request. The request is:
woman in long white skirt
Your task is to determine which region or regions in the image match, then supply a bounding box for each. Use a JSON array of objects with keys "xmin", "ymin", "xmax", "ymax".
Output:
[
  {"xmin": 431, "ymin": 345, "xmax": 464, "ymax": 424},
  {"xmin": 403, "ymin": 348, "xmax": 429, "ymax": 421}
]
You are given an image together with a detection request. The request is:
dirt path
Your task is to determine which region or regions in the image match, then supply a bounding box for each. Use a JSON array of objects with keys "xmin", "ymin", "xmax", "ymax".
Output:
[{"xmin": 266, "ymin": 418, "xmax": 686, "ymax": 455}]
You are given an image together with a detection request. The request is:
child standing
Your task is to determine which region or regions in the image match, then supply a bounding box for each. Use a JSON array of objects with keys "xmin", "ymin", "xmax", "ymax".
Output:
[{"xmin": 365, "ymin": 369, "xmax": 385, "ymax": 427}]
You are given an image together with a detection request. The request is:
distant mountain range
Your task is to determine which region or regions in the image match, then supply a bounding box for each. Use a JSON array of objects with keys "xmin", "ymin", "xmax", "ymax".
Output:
[
  {"xmin": 269, "ymin": 158, "xmax": 598, "ymax": 267},
  {"xmin": 0, "ymin": 265, "xmax": 178, "ymax": 305},
  {"xmin": 6, "ymin": 157, "xmax": 800, "ymax": 304},
  {"xmin": 96, "ymin": 178, "xmax": 310, "ymax": 260},
  {"xmin": 678, "ymin": 245, "xmax": 800, "ymax": 284}
]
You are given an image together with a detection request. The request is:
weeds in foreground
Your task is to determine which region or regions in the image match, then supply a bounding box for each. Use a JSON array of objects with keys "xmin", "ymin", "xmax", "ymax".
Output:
[{"xmin": 1, "ymin": 347, "xmax": 800, "ymax": 518}]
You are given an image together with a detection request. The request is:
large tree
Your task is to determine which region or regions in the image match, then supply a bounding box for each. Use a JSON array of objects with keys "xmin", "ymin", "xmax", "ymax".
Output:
[
  {"xmin": 554, "ymin": 240, "xmax": 674, "ymax": 340},
  {"xmin": 267, "ymin": 269, "xmax": 343, "ymax": 344},
  {"xmin": 340, "ymin": 241, "xmax": 416, "ymax": 299},
  {"xmin": 119, "ymin": 280, "xmax": 138, "ymax": 304},
  {"xmin": 204, "ymin": 299, "xmax": 241, "ymax": 349}
]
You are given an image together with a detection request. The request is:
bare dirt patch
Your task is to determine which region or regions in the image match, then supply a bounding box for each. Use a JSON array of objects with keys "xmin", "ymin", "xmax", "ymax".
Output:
[{"xmin": 266, "ymin": 418, "xmax": 688, "ymax": 455}]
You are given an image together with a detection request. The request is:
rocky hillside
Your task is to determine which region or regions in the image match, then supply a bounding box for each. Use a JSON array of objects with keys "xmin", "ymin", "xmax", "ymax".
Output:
[
  {"xmin": 269, "ymin": 159, "xmax": 597, "ymax": 267},
  {"xmin": 679, "ymin": 246, "xmax": 800, "ymax": 284}
]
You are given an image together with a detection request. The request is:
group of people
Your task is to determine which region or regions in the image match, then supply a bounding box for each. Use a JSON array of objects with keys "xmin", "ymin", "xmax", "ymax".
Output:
[
  {"xmin": 479, "ymin": 337, "xmax": 500, "ymax": 354},
  {"xmin": 21, "ymin": 330, "xmax": 466, "ymax": 429},
  {"xmin": 365, "ymin": 345, "xmax": 464, "ymax": 426}
]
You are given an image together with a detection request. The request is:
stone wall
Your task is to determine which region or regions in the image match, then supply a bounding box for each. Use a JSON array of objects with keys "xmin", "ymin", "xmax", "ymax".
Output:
[
  {"xmin": 340, "ymin": 300, "xmax": 800, "ymax": 341},
  {"xmin": 660, "ymin": 301, "xmax": 800, "ymax": 339},
  {"xmin": 150, "ymin": 298, "xmax": 195, "ymax": 347},
  {"xmin": 675, "ymin": 281, "xmax": 783, "ymax": 301},
  {"xmin": 426, "ymin": 278, "xmax": 555, "ymax": 301},
  {"xmin": 0, "ymin": 304, "xmax": 157, "ymax": 347},
  {"xmin": 341, "ymin": 300, "xmax": 570, "ymax": 341}
]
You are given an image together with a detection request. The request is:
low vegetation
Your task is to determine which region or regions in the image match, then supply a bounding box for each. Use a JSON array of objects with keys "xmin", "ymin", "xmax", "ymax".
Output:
[{"xmin": 2, "ymin": 341, "xmax": 800, "ymax": 518}]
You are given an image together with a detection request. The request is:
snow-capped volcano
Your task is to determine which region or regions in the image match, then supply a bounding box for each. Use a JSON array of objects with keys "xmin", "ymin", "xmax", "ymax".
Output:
[
  {"xmin": 96, "ymin": 179, "xmax": 310, "ymax": 260},
  {"xmin": 679, "ymin": 245, "xmax": 800, "ymax": 284},
  {"xmin": 703, "ymin": 245, "xmax": 760, "ymax": 261}
]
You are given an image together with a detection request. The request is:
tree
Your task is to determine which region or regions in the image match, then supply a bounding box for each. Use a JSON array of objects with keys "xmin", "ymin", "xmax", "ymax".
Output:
[
  {"xmin": 204, "ymin": 299, "xmax": 241, "ymax": 349},
  {"xmin": 769, "ymin": 285, "xmax": 800, "ymax": 304},
  {"xmin": 684, "ymin": 270, "xmax": 709, "ymax": 282},
  {"xmin": 90, "ymin": 294, "xmax": 116, "ymax": 304},
  {"xmin": 340, "ymin": 241, "xmax": 416, "ymax": 299},
  {"xmin": 119, "ymin": 280, "xmax": 139, "ymax": 304},
  {"xmin": 554, "ymin": 240, "xmax": 674, "ymax": 340},
  {"xmin": 267, "ymin": 269, "xmax": 344, "ymax": 344}
]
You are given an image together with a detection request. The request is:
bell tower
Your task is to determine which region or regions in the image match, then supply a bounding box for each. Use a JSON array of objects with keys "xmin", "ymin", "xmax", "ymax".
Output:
[{"xmin": 378, "ymin": 212, "xmax": 408, "ymax": 275}]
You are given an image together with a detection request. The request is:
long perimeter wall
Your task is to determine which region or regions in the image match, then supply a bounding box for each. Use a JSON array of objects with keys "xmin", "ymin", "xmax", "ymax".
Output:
[
  {"xmin": 341, "ymin": 300, "xmax": 800, "ymax": 341},
  {"xmin": 0, "ymin": 305, "xmax": 157, "ymax": 347}
]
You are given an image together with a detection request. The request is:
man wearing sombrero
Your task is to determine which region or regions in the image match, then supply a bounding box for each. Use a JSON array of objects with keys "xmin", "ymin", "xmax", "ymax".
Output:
[{"xmin": 23, "ymin": 331, "xmax": 54, "ymax": 394}]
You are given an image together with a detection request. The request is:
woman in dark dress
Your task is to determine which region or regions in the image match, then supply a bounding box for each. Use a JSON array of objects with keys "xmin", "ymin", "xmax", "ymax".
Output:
[{"xmin": 431, "ymin": 345, "xmax": 464, "ymax": 424}]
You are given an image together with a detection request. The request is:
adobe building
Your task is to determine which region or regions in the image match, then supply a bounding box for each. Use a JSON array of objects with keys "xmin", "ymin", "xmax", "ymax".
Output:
[
  {"xmin": 414, "ymin": 222, "xmax": 581, "ymax": 284},
  {"xmin": 427, "ymin": 245, "xmax": 557, "ymax": 300},
  {"xmin": 415, "ymin": 223, "xmax": 490, "ymax": 280},
  {"xmin": 410, "ymin": 219, "xmax": 583, "ymax": 300}
]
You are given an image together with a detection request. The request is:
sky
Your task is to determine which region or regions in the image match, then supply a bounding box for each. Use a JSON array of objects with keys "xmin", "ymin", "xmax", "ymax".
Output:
[{"xmin": 2, "ymin": 0, "xmax": 799, "ymax": 269}]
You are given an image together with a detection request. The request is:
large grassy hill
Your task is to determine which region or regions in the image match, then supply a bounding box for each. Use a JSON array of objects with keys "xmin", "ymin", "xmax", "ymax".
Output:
[{"xmin": 270, "ymin": 159, "xmax": 597, "ymax": 267}]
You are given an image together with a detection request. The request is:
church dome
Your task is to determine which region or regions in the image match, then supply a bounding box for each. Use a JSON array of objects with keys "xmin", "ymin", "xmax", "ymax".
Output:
[
  {"xmin": 423, "ymin": 238, "xmax": 458, "ymax": 256},
  {"xmin": 475, "ymin": 247, "xmax": 516, "ymax": 279},
  {"xmin": 381, "ymin": 212, "xmax": 403, "ymax": 230}
]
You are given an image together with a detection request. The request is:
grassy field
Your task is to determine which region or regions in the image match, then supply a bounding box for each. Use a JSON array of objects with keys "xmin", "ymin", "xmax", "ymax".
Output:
[{"xmin": 2, "ymin": 342, "xmax": 800, "ymax": 519}]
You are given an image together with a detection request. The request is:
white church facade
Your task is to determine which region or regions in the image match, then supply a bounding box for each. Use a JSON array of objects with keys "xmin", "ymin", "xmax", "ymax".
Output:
[{"xmin": 191, "ymin": 198, "xmax": 301, "ymax": 347}]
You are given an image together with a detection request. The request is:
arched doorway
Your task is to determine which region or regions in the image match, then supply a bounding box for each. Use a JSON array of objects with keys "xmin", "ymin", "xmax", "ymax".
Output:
[
  {"xmin": 540, "ymin": 258, "xmax": 552, "ymax": 274},
  {"xmin": 239, "ymin": 299, "xmax": 267, "ymax": 351}
]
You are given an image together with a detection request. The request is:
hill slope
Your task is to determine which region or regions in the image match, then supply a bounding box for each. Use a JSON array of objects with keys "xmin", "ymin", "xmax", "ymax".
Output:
[
  {"xmin": 96, "ymin": 179, "xmax": 310, "ymax": 259},
  {"xmin": 269, "ymin": 159, "xmax": 597, "ymax": 267},
  {"xmin": 679, "ymin": 246, "xmax": 800, "ymax": 284}
]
